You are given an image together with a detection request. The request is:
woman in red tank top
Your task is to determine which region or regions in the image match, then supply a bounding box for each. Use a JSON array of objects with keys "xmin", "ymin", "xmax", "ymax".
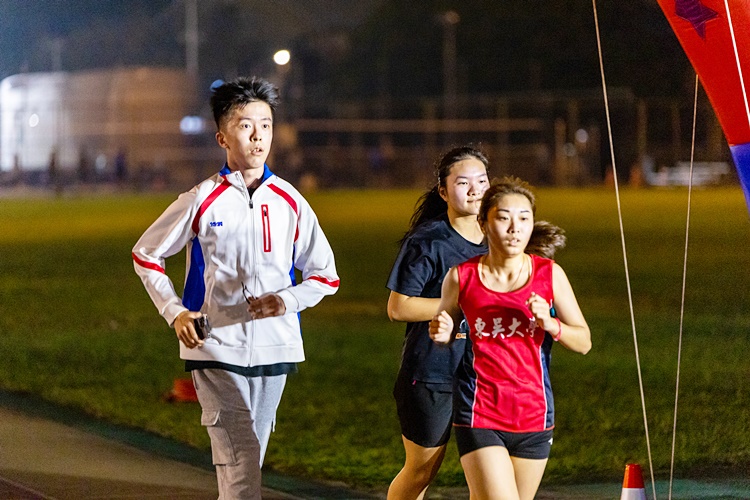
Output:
[{"xmin": 429, "ymin": 177, "xmax": 591, "ymax": 500}]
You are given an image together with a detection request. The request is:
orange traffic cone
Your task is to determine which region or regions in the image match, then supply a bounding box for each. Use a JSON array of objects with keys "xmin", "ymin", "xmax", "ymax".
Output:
[
  {"xmin": 620, "ymin": 463, "xmax": 647, "ymax": 500},
  {"xmin": 164, "ymin": 378, "xmax": 199, "ymax": 403}
]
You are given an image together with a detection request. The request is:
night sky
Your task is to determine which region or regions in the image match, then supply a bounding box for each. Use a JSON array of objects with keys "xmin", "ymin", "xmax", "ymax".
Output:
[
  {"xmin": 0, "ymin": 1, "xmax": 691, "ymax": 101},
  {"xmin": 0, "ymin": 0, "xmax": 383, "ymax": 80}
]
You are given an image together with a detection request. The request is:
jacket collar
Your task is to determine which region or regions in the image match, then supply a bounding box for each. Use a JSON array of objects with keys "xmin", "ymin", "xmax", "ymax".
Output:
[{"xmin": 219, "ymin": 163, "xmax": 274, "ymax": 186}]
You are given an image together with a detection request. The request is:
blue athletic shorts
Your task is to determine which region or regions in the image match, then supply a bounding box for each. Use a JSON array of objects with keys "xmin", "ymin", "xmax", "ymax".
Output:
[
  {"xmin": 393, "ymin": 374, "xmax": 453, "ymax": 448},
  {"xmin": 454, "ymin": 426, "xmax": 554, "ymax": 460}
]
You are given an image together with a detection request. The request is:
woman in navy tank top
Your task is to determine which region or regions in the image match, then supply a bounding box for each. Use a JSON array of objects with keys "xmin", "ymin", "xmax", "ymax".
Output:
[{"xmin": 430, "ymin": 178, "xmax": 591, "ymax": 500}]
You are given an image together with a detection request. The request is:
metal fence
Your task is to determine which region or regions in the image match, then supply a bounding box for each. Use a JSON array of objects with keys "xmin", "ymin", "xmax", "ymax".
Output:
[{"xmin": 1, "ymin": 71, "xmax": 736, "ymax": 192}]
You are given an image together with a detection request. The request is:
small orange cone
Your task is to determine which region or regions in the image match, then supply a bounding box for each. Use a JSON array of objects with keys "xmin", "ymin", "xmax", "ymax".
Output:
[
  {"xmin": 165, "ymin": 378, "xmax": 199, "ymax": 403},
  {"xmin": 620, "ymin": 463, "xmax": 647, "ymax": 500}
]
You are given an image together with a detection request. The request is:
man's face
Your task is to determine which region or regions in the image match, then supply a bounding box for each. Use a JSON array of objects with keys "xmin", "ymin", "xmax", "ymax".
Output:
[{"xmin": 216, "ymin": 101, "xmax": 273, "ymax": 171}]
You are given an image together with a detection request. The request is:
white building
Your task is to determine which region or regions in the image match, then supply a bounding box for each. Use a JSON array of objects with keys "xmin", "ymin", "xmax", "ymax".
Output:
[{"xmin": 0, "ymin": 67, "xmax": 203, "ymax": 185}]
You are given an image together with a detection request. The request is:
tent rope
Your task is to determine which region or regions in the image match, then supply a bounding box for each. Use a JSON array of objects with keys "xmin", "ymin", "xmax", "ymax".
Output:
[
  {"xmin": 668, "ymin": 73, "xmax": 699, "ymax": 500},
  {"xmin": 591, "ymin": 2, "xmax": 657, "ymax": 498}
]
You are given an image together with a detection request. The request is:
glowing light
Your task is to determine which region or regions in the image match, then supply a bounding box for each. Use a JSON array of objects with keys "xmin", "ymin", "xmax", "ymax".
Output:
[
  {"xmin": 28, "ymin": 114, "xmax": 39, "ymax": 127},
  {"xmin": 273, "ymin": 50, "xmax": 291, "ymax": 66},
  {"xmin": 575, "ymin": 128, "xmax": 589, "ymax": 144},
  {"xmin": 180, "ymin": 115, "xmax": 206, "ymax": 135}
]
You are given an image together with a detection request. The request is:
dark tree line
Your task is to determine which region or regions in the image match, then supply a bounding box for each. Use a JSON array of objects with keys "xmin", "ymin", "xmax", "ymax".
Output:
[
  {"xmin": 0, "ymin": 0, "xmax": 692, "ymax": 101},
  {"xmin": 329, "ymin": 0, "xmax": 692, "ymax": 100}
]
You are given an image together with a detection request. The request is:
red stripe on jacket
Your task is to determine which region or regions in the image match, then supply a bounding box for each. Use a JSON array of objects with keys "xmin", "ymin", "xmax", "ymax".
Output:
[
  {"xmin": 308, "ymin": 275, "xmax": 340, "ymax": 288},
  {"xmin": 192, "ymin": 177, "xmax": 232, "ymax": 234},
  {"xmin": 132, "ymin": 252, "xmax": 165, "ymax": 273},
  {"xmin": 268, "ymin": 183, "xmax": 300, "ymax": 242}
]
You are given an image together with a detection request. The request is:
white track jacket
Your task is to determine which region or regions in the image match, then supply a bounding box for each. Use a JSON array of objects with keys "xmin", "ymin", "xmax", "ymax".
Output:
[{"xmin": 132, "ymin": 165, "xmax": 339, "ymax": 367}]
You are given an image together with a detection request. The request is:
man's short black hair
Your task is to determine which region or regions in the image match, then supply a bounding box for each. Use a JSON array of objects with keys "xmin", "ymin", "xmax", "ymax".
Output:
[{"xmin": 210, "ymin": 76, "xmax": 280, "ymax": 129}]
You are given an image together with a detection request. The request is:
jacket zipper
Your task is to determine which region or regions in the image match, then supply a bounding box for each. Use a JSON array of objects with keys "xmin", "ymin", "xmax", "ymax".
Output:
[{"xmin": 245, "ymin": 179, "xmax": 256, "ymax": 366}]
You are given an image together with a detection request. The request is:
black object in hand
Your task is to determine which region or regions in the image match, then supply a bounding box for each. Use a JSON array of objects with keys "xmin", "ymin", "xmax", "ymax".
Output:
[{"xmin": 193, "ymin": 315, "xmax": 209, "ymax": 340}]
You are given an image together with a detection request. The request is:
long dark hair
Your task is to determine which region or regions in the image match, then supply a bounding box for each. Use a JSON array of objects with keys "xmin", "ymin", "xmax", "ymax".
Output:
[
  {"xmin": 478, "ymin": 176, "xmax": 566, "ymax": 259},
  {"xmin": 401, "ymin": 145, "xmax": 489, "ymax": 244}
]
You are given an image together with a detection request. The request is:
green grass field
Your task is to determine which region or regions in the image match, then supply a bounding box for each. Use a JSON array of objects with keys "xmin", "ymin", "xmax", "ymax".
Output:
[{"xmin": 0, "ymin": 186, "xmax": 749, "ymax": 490}]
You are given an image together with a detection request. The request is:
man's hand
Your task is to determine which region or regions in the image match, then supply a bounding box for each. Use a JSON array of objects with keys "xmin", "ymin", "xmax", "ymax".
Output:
[
  {"xmin": 174, "ymin": 310, "xmax": 205, "ymax": 349},
  {"xmin": 247, "ymin": 293, "xmax": 286, "ymax": 320}
]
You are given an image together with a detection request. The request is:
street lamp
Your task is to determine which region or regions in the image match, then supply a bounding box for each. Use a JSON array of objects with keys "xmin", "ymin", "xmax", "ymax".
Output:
[
  {"xmin": 272, "ymin": 50, "xmax": 292, "ymax": 119},
  {"xmin": 440, "ymin": 10, "xmax": 460, "ymax": 120},
  {"xmin": 273, "ymin": 50, "xmax": 291, "ymax": 66},
  {"xmin": 184, "ymin": 0, "xmax": 199, "ymax": 85},
  {"xmin": 273, "ymin": 49, "xmax": 291, "ymax": 91}
]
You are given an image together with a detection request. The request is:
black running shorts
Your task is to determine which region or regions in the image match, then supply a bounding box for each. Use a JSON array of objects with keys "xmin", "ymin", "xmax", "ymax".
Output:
[
  {"xmin": 393, "ymin": 375, "xmax": 453, "ymax": 448},
  {"xmin": 454, "ymin": 426, "xmax": 554, "ymax": 460}
]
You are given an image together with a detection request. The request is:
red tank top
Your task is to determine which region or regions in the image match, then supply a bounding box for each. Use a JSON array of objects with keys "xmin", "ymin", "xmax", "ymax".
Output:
[{"xmin": 454, "ymin": 254, "xmax": 555, "ymax": 432}]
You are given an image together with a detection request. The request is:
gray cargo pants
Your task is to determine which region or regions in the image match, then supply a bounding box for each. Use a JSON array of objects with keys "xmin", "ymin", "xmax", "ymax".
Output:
[{"xmin": 192, "ymin": 369, "xmax": 287, "ymax": 500}]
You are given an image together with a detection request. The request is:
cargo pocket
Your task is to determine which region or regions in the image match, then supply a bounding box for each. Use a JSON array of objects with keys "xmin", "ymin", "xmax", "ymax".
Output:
[{"xmin": 201, "ymin": 410, "xmax": 238, "ymax": 466}]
